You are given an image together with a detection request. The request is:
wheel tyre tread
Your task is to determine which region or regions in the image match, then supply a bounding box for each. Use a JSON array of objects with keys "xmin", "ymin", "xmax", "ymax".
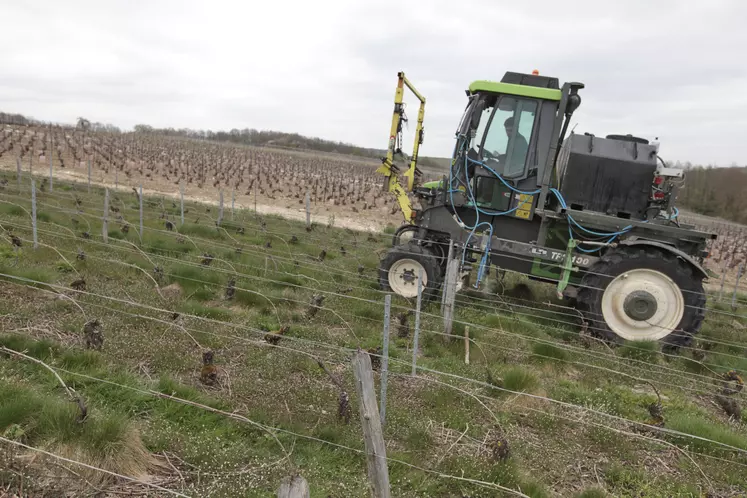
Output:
[{"xmin": 577, "ymin": 246, "xmax": 705, "ymax": 350}]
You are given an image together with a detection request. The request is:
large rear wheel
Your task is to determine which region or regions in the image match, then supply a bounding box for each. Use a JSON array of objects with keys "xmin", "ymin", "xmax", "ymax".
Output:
[
  {"xmin": 379, "ymin": 243, "xmax": 442, "ymax": 300},
  {"xmin": 577, "ymin": 247, "xmax": 706, "ymax": 349}
]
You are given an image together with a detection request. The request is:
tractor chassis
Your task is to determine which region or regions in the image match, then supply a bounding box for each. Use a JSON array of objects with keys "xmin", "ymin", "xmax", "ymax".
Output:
[{"xmin": 394, "ymin": 201, "xmax": 713, "ymax": 298}]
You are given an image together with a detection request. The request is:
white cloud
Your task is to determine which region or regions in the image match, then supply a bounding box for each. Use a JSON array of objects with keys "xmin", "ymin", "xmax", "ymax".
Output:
[{"xmin": 1, "ymin": 0, "xmax": 745, "ymax": 165}]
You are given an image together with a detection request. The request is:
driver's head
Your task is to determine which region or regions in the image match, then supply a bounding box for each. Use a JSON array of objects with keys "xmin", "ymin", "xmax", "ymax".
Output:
[{"xmin": 504, "ymin": 117, "xmax": 515, "ymax": 134}]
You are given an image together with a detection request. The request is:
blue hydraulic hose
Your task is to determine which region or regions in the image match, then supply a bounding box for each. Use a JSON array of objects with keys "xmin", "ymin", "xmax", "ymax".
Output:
[{"xmin": 449, "ymin": 148, "xmax": 640, "ymax": 280}]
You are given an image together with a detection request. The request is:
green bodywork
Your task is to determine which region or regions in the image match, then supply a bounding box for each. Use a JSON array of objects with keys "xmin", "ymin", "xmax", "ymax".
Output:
[
  {"xmin": 468, "ymin": 81, "xmax": 562, "ymax": 101},
  {"xmin": 530, "ymin": 221, "xmax": 584, "ymax": 285},
  {"xmin": 556, "ymin": 239, "xmax": 578, "ymax": 297}
]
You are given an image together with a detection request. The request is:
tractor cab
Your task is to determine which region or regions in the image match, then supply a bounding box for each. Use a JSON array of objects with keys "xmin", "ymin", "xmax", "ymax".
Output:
[
  {"xmin": 459, "ymin": 73, "xmax": 566, "ymax": 218},
  {"xmin": 444, "ymin": 71, "xmax": 587, "ymax": 221},
  {"xmin": 466, "ymin": 74, "xmax": 562, "ymax": 184}
]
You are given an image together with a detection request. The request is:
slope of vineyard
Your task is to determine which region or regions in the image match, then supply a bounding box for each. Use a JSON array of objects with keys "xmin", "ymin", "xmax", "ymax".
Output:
[
  {"xmin": 0, "ymin": 124, "xmax": 411, "ymax": 232},
  {"xmin": 0, "ymin": 171, "xmax": 746, "ymax": 497}
]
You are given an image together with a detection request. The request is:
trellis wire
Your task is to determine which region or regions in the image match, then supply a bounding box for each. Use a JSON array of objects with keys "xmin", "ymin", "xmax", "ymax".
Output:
[
  {"xmin": 2, "ymin": 271, "xmax": 745, "ymax": 458},
  {"xmin": 5, "ymin": 217, "xmax": 747, "ymax": 382},
  {"xmin": 5, "ymin": 207, "xmax": 747, "ymax": 374}
]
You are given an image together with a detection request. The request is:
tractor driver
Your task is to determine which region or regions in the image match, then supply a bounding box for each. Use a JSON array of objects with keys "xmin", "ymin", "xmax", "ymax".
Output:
[
  {"xmin": 482, "ymin": 114, "xmax": 529, "ymax": 175},
  {"xmin": 502, "ymin": 116, "xmax": 528, "ymax": 172}
]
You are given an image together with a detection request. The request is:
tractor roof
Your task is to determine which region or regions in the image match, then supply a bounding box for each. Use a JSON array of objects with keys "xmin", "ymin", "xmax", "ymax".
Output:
[
  {"xmin": 469, "ymin": 71, "xmax": 562, "ymax": 101},
  {"xmin": 468, "ymin": 81, "xmax": 562, "ymax": 101}
]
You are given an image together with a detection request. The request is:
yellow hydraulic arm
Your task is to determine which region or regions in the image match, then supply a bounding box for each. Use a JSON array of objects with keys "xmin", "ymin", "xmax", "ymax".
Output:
[{"xmin": 376, "ymin": 71, "xmax": 426, "ymax": 223}]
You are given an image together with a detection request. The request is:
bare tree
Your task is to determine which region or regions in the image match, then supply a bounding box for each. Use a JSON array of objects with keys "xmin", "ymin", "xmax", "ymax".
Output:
[{"xmin": 76, "ymin": 117, "xmax": 91, "ymax": 131}]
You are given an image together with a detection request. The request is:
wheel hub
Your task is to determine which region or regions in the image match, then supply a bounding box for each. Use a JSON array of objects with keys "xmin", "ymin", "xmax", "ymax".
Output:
[
  {"xmin": 600, "ymin": 268, "xmax": 685, "ymax": 341},
  {"xmin": 623, "ymin": 290, "xmax": 658, "ymax": 321},
  {"xmin": 400, "ymin": 268, "xmax": 417, "ymax": 284},
  {"xmin": 387, "ymin": 258, "xmax": 428, "ymax": 298}
]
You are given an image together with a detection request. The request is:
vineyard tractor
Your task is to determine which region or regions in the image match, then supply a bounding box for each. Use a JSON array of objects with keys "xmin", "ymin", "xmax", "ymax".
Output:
[{"xmin": 377, "ymin": 70, "xmax": 717, "ymax": 348}]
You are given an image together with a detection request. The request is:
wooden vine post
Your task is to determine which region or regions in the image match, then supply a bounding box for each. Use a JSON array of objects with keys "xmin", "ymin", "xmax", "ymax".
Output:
[
  {"xmin": 352, "ymin": 350, "xmax": 391, "ymax": 498},
  {"xmin": 277, "ymin": 474, "xmax": 310, "ymax": 498}
]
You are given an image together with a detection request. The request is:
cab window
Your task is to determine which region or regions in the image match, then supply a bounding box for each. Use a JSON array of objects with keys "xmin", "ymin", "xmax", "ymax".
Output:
[{"xmin": 473, "ymin": 96, "xmax": 538, "ymax": 178}]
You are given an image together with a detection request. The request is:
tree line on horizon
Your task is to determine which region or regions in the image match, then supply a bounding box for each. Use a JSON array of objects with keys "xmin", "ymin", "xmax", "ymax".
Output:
[{"xmin": 675, "ymin": 163, "xmax": 747, "ymax": 224}]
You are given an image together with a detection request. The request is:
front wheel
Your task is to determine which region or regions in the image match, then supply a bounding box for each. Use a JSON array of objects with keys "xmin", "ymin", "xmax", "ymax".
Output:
[
  {"xmin": 379, "ymin": 243, "xmax": 442, "ymax": 300},
  {"xmin": 577, "ymin": 247, "xmax": 706, "ymax": 349}
]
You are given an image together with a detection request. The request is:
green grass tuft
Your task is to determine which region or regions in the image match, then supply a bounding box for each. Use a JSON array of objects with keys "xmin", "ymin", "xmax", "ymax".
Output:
[
  {"xmin": 55, "ymin": 259, "xmax": 75, "ymax": 273},
  {"xmin": 666, "ymin": 411, "xmax": 747, "ymax": 455},
  {"xmin": 0, "ymin": 382, "xmax": 131, "ymax": 455},
  {"xmin": 107, "ymin": 229, "xmax": 125, "ymax": 240},
  {"xmin": 0, "ymin": 204, "xmax": 26, "ymax": 217},
  {"xmin": 60, "ymin": 349, "xmax": 105, "ymax": 370},
  {"xmin": 603, "ymin": 463, "xmax": 700, "ymax": 497},
  {"xmin": 531, "ymin": 342, "xmax": 569, "ymax": 362},
  {"xmin": 147, "ymin": 236, "xmax": 194, "ymax": 256},
  {"xmin": 0, "ymin": 266, "xmax": 56, "ymax": 287},
  {"xmin": 190, "ymin": 287, "xmax": 215, "ymax": 302},
  {"xmin": 168, "ymin": 263, "xmax": 222, "ymax": 293},
  {"xmin": 0, "ymin": 335, "xmax": 57, "ymax": 360},
  {"xmin": 179, "ymin": 223, "xmax": 224, "ymax": 240},
  {"xmin": 501, "ymin": 366, "xmax": 538, "ymax": 392},
  {"xmin": 520, "ymin": 479, "xmax": 550, "ymax": 498},
  {"xmin": 0, "ymin": 246, "xmax": 16, "ymax": 260},
  {"xmin": 177, "ymin": 301, "xmax": 233, "ymax": 321},
  {"xmin": 618, "ymin": 340, "xmax": 660, "ymax": 363},
  {"xmin": 157, "ymin": 375, "xmax": 203, "ymax": 402},
  {"xmin": 484, "ymin": 314, "xmax": 504, "ymax": 329},
  {"xmin": 679, "ymin": 357, "xmax": 710, "ymax": 374},
  {"xmin": 233, "ymin": 285, "xmax": 274, "ymax": 308},
  {"xmin": 268, "ymin": 274, "xmax": 302, "ymax": 289}
]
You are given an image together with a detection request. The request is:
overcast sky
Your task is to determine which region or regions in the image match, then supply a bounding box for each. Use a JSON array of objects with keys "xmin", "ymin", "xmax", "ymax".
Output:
[{"xmin": 2, "ymin": 0, "xmax": 745, "ymax": 165}]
